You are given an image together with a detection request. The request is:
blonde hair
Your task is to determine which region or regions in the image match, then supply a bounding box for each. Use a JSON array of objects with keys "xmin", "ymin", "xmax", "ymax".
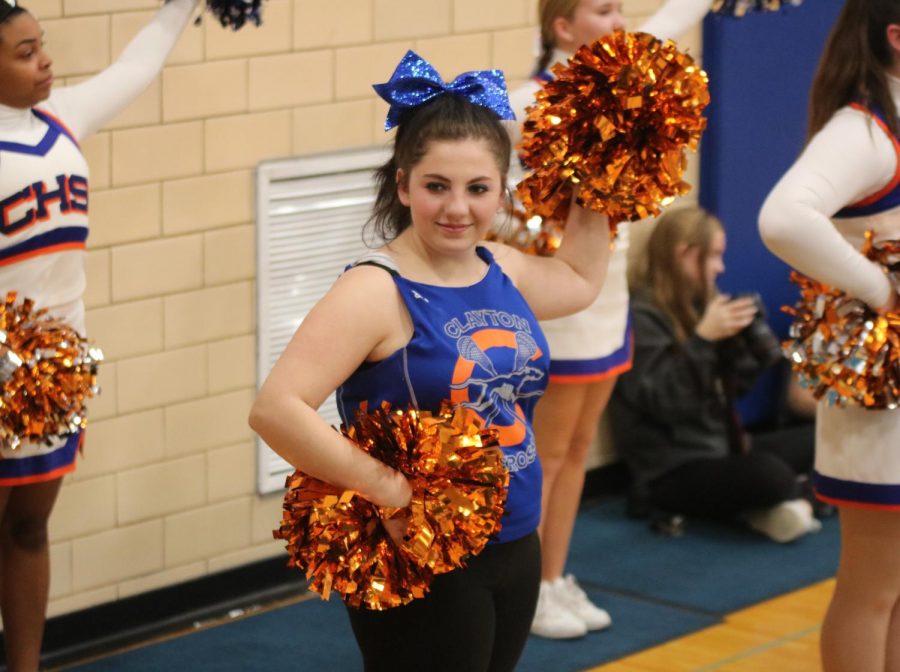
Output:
[
  {"xmin": 633, "ymin": 205, "xmax": 724, "ymax": 342},
  {"xmin": 536, "ymin": 0, "xmax": 580, "ymax": 74}
]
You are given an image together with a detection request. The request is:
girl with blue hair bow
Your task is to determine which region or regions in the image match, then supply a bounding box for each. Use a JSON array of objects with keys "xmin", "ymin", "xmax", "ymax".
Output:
[{"xmin": 250, "ymin": 50, "xmax": 611, "ymax": 672}]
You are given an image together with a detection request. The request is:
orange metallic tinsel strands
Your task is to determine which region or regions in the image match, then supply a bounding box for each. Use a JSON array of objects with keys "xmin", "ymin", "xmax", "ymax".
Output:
[
  {"xmin": 785, "ymin": 232, "xmax": 900, "ymax": 409},
  {"xmin": 274, "ymin": 403, "xmax": 508, "ymax": 610},
  {"xmin": 516, "ymin": 31, "xmax": 709, "ymax": 228},
  {"xmin": 0, "ymin": 292, "xmax": 102, "ymax": 450}
]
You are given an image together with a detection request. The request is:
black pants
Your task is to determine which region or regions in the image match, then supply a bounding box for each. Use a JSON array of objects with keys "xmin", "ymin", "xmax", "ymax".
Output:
[
  {"xmin": 346, "ymin": 531, "xmax": 541, "ymax": 672},
  {"xmin": 649, "ymin": 424, "xmax": 815, "ymax": 520}
]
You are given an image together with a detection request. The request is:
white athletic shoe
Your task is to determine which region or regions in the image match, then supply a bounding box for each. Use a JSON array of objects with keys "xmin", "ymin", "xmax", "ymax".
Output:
[
  {"xmin": 531, "ymin": 580, "xmax": 588, "ymax": 639},
  {"xmin": 555, "ymin": 574, "xmax": 613, "ymax": 631},
  {"xmin": 746, "ymin": 498, "xmax": 823, "ymax": 543}
]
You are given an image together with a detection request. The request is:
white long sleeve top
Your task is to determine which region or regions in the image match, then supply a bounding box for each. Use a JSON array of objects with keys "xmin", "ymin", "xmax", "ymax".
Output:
[
  {"xmin": 0, "ymin": 0, "xmax": 198, "ymax": 332},
  {"xmin": 758, "ymin": 75, "xmax": 900, "ymax": 309}
]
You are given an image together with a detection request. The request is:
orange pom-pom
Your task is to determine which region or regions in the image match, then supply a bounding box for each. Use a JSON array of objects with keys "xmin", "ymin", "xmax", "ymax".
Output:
[
  {"xmin": 784, "ymin": 232, "xmax": 900, "ymax": 409},
  {"xmin": 517, "ymin": 31, "xmax": 709, "ymax": 225},
  {"xmin": 0, "ymin": 292, "xmax": 102, "ymax": 450},
  {"xmin": 274, "ymin": 402, "xmax": 508, "ymax": 610}
]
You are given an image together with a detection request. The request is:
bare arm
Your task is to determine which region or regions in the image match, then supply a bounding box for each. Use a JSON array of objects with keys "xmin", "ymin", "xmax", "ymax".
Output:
[
  {"xmin": 249, "ymin": 266, "xmax": 412, "ymax": 508},
  {"xmin": 487, "ymin": 202, "xmax": 611, "ymax": 320},
  {"xmin": 49, "ymin": 0, "xmax": 199, "ymax": 139}
]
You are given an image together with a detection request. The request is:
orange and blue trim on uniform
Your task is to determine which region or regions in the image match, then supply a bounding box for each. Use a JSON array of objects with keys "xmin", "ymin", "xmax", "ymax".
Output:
[
  {"xmin": 0, "ymin": 108, "xmax": 88, "ymax": 243},
  {"xmin": 0, "ymin": 108, "xmax": 80, "ymax": 157},
  {"xmin": 0, "ymin": 227, "xmax": 88, "ymax": 266},
  {"xmin": 834, "ymin": 103, "xmax": 900, "ymax": 218},
  {"xmin": 0, "ymin": 431, "xmax": 82, "ymax": 487},
  {"xmin": 818, "ymin": 104, "xmax": 900, "ymax": 511},
  {"xmin": 548, "ymin": 314, "xmax": 634, "ymax": 384},
  {"xmin": 813, "ymin": 470, "xmax": 900, "ymax": 511}
]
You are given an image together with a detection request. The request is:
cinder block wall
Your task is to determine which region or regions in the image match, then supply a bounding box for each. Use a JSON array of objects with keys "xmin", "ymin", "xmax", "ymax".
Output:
[{"xmin": 24, "ymin": 0, "xmax": 697, "ymax": 616}]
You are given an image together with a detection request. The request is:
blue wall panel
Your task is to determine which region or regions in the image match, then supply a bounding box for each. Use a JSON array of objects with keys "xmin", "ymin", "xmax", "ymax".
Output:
[{"xmin": 698, "ymin": 0, "xmax": 844, "ymax": 423}]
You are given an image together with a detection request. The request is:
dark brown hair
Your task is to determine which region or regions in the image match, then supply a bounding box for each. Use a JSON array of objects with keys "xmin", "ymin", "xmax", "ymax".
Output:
[
  {"xmin": 632, "ymin": 205, "xmax": 724, "ymax": 343},
  {"xmin": 808, "ymin": 0, "xmax": 900, "ymax": 140},
  {"xmin": 367, "ymin": 93, "xmax": 511, "ymax": 242}
]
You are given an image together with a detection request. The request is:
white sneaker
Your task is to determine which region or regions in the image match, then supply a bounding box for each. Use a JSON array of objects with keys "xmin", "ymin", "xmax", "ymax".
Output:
[
  {"xmin": 531, "ymin": 580, "xmax": 587, "ymax": 639},
  {"xmin": 745, "ymin": 498, "xmax": 823, "ymax": 543},
  {"xmin": 555, "ymin": 574, "xmax": 612, "ymax": 631}
]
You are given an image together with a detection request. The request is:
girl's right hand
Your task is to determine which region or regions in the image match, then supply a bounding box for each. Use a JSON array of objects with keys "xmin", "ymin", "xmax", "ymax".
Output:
[
  {"xmin": 381, "ymin": 514, "xmax": 411, "ymax": 547},
  {"xmin": 376, "ymin": 476, "xmax": 412, "ymax": 547},
  {"xmin": 367, "ymin": 467, "xmax": 413, "ymax": 509},
  {"xmin": 695, "ymin": 295, "xmax": 758, "ymax": 342}
]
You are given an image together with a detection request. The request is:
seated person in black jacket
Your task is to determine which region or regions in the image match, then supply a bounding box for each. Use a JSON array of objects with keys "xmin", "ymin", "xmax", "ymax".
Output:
[{"xmin": 609, "ymin": 205, "xmax": 820, "ymax": 543}]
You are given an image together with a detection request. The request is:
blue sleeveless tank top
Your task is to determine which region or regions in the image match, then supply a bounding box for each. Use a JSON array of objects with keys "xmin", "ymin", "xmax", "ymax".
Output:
[
  {"xmin": 834, "ymin": 104, "xmax": 900, "ymax": 218},
  {"xmin": 336, "ymin": 246, "xmax": 550, "ymax": 544}
]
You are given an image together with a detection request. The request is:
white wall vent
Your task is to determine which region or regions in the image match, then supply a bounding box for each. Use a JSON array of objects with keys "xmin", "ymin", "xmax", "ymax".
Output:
[{"xmin": 255, "ymin": 146, "xmax": 390, "ymax": 495}]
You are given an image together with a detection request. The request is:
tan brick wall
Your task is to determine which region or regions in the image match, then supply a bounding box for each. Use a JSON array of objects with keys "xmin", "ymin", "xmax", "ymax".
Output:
[{"xmin": 31, "ymin": 0, "xmax": 700, "ymax": 616}]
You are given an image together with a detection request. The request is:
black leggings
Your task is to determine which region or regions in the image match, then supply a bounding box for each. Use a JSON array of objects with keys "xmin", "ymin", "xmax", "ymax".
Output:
[
  {"xmin": 345, "ymin": 531, "xmax": 541, "ymax": 672},
  {"xmin": 649, "ymin": 424, "xmax": 815, "ymax": 520}
]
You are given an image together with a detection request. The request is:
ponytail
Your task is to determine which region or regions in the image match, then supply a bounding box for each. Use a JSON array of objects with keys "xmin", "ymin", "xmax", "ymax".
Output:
[
  {"xmin": 535, "ymin": 0, "xmax": 580, "ymax": 76},
  {"xmin": 534, "ymin": 40, "xmax": 555, "ymax": 76},
  {"xmin": 368, "ymin": 156, "xmax": 411, "ymax": 243}
]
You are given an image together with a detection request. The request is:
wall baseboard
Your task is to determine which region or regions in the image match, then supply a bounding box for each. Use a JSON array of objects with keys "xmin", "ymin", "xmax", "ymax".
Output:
[{"xmin": 31, "ymin": 559, "xmax": 307, "ymax": 671}]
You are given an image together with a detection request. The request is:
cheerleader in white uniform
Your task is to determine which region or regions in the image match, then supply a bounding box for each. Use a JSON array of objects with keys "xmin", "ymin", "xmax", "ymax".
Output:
[
  {"xmin": 0, "ymin": 0, "xmax": 197, "ymax": 667},
  {"xmin": 506, "ymin": 0, "xmax": 714, "ymax": 639},
  {"xmin": 759, "ymin": 2, "xmax": 900, "ymax": 669}
]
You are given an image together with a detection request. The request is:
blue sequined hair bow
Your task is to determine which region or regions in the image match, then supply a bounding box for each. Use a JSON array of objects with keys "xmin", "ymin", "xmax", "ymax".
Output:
[{"xmin": 373, "ymin": 50, "xmax": 515, "ymax": 131}]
